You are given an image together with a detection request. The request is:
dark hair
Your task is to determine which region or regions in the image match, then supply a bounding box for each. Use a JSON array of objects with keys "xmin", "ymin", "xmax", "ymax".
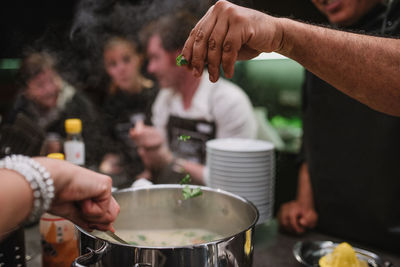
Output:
[
  {"xmin": 140, "ymin": 11, "xmax": 199, "ymax": 52},
  {"xmin": 18, "ymin": 52, "xmax": 56, "ymax": 87},
  {"xmin": 103, "ymin": 35, "xmax": 142, "ymax": 55}
]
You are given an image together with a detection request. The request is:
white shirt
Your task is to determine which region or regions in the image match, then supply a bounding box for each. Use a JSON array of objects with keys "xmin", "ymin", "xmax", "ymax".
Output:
[{"xmin": 152, "ymin": 71, "xmax": 257, "ymax": 140}]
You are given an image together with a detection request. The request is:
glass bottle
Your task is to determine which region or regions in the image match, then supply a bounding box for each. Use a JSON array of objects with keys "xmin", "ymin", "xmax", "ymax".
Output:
[
  {"xmin": 63, "ymin": 119, "xmax": 85, "ymax": 166},
  {"xmin": 39, "ymin": 153, "xmax": 78, "ymax": 267}
]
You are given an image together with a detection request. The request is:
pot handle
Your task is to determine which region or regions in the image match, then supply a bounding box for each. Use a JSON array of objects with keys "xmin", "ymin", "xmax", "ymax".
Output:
[{"xmin": 71, "ymin": 240, "xmax": 109, "ymax": 267}]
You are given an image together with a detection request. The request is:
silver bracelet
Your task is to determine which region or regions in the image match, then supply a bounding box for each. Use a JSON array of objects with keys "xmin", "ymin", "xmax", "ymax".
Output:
[{"xmin": 0, "ymin": 155, "xmax": 55, "ymax": 223}]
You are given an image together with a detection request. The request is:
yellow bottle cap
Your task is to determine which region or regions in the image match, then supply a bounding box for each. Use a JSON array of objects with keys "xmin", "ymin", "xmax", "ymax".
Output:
[
  {"xmin": 65, "ymin": 118, "xmax": 82, "ymax": 134},
  {"xmin": 47, "ymin": 153, "xmax": 65, "ymax": 160}
]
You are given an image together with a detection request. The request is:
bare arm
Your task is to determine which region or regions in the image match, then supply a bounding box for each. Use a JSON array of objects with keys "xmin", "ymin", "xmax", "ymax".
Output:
[
  {"xmin": 174, "ymin": 159, "xmax": 205, "ymax": 185},
  {"xmin": 0, "ymin": 157, "xmax": 120, "ymax": 239},
  {"xmin": 183, "ymin": 0, "xmax": 400, "ymax": 116},
  {"xmin": 0, "ymin": 169, "xmax": 33, "ymax": 237},
  {"xmin": 279, "ymin": 19, "xmax": 400, "ymax": 116}
]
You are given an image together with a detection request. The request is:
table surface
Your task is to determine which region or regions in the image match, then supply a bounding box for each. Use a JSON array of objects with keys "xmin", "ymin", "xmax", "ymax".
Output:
[{"xmin": 24, "ymin": 220, "xmax": 400, "ymax": 267}]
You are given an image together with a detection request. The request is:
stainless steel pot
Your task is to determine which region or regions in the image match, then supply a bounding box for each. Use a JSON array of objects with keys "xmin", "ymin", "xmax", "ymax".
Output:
[{"xmin": 73, "ymin": 185, "xmax": 259, "ymax": 267}]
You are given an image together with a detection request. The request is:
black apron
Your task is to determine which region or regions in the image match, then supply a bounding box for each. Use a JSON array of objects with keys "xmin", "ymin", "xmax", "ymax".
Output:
[
  {"xmin": 167, "ymin": 115, "xmax": 216, "ymax": 164},
  {"xmin": 155, "ymin": 83, "xmax": 217, "ymax": 184}
]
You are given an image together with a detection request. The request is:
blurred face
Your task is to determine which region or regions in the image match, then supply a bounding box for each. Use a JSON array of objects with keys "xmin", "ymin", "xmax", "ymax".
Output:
[
  {"xmin": 146, "ymin": 35, "xmax": 182, "ymax": 89},
  {"xmin": 25, "ymin": 68, "xmax": 60, "ymax": 110},
  {"xmin": 104, "ymin": 41, "xmax": 142, "ymax": 91},
  {"xmin": 312, "ymin": 0, "xmax": 381, "ymax": 26}
]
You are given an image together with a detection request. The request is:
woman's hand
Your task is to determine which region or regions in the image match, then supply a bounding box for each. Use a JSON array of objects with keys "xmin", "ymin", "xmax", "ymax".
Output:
[
  {"xmin": 182, "ymin": 0, "xmax": 284, "ymax": 82},
  {"xmin": 35, "ymin": 158, "xmax": 120, "ymax": 232}
]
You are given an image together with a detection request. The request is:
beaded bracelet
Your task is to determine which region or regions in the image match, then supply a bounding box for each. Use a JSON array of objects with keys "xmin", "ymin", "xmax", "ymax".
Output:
[{"xmin": 0, "ymin": 155, "xmax": 54, "ymax": 223}]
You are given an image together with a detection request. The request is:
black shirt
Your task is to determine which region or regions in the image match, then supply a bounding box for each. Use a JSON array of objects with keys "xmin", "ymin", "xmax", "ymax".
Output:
[
  {"xmin": 101, "ymin": 85, "xmax": 158, "ymax": 186},
  {"xmin": 302, "ymin": 0, "xmax": 400, "ymax": 252}
]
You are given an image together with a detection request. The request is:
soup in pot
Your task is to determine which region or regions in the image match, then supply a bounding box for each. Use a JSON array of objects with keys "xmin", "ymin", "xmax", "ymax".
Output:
[{"xmin": 98, "ymin": 228, "xmax": 223, "ymax": 246}]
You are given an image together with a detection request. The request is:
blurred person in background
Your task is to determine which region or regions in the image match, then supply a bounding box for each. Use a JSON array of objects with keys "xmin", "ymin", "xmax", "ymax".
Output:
[
  {"xmin": 99, "ymin": 36, "xmax": 158, "ymax": 187},
  {"xmin": 130, "ymin": 11, "xmax": 257, "ymax": 185},
  {"xmin": 6, "ymin": 51, "xmax": 103, "ymax": 166},
  {"xmin": 275, "ymin": 0, "xmax": 400, "ymax": 252}
]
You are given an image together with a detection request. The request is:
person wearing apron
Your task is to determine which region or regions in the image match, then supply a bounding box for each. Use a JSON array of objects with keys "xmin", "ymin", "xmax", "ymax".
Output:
[
  {"xmin": 278, "ymin": 0, "xmax": 400, "ymax": 253},
  {"xmin": 132, "ymin": 11, "xmax": 257, "ymax": 185}
]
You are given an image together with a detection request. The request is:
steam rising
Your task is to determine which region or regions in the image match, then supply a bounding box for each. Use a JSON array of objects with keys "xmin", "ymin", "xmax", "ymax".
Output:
[{"xmin": 27, "ymin": 0, "xmax": 253, "ymax": 104}]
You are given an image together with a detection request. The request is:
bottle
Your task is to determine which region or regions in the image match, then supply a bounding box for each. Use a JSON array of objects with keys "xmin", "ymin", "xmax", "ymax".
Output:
[
  {"xmin": 39, "ymin": 153, "xmax": 79, "ymax": 267},
  {"xmin": 63, "ymin": 118, "xmax": 85, "ymax": 166}
]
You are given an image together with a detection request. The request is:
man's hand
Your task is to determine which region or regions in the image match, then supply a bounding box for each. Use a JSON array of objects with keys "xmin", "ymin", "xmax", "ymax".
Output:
[
  {"xmin": 182, "ymin": 0, "xmax": 283, "ymax": 82},
  {"xmin": 277, "ymin": 200, "xmax": 318, "ymax": 234},
  {"xmin": 129, "ymin": 121, "xmax": 173, "ymax": 172}
]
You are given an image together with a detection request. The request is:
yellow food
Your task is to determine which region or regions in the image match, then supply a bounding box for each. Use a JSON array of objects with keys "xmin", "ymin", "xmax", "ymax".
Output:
[{"xmin": 319, "ymin": 242, "xmax": 368, "ymax": 267}]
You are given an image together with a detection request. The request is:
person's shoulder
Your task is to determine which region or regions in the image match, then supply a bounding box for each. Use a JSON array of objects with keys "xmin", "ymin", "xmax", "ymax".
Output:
[{"xmin": 155, "ymin": 88, "xmax": 174, "ymax": 100}]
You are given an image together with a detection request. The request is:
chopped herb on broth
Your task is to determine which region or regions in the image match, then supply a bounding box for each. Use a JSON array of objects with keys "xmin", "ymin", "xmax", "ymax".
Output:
[
  {"xmin": 106, "ymin": 229, "xmax": 222, "ymax": 246},
  {"xmin": 184, "ymin": 231, "xmax": 196, "ymax": 237},
  {"xmin": 201, "ymin": 234, "xmax": 217, "ymax": 242}
]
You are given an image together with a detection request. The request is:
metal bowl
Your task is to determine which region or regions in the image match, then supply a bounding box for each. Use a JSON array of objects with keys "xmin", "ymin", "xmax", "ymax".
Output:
[
  {"xmin": 293, "ymin": 241, "xmax": 393, "ymax": 267},
  {"xmin": 73, "ymin": 185, "xmax": 259, "ymax": 267}
]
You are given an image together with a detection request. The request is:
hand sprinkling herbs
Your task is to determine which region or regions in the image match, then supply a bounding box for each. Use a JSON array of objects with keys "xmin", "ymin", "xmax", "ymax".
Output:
[
  {"xmin": 179, "ymin": 174, "xmax": 203, "ymax": 200},
  {"xmin": 178, "ymin": 134, "xmax": 191, "ymax": 141},
  {"xmin": 176, "ymin": 54, "xmax": 188, "ymax": 66}
]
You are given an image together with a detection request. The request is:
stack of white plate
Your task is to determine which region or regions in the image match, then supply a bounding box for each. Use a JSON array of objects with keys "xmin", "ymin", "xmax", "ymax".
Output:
[{"xmin": 206, "ymin": 138, "xmax": 275, "ymax": 224}]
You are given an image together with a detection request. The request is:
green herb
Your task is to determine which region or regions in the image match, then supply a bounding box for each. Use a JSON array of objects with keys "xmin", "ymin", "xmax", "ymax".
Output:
[
  {"xmin": 177, "ymin": 136, "xmax": 202, "ymax": 200},
  {"xmin": 138, "ymin": 235, "xmax": 146, "ymax": 241},
  {"xmin": 176, "ymin": 54, "xmax": 188, "ymax": 66},
  {"xmin": 180, "ymin": 174, "xmax": 191, "ymax": 185},
  {"xmin": 129, "ymin": 241, "xmax": 138, "ymax": 245},
  {"xmin": 184, "ymin": 231, "xmax": 196, "ymax": 237},
  {"xmin": 182, "ymin": 185, "xmax": 203, "ymax": 200},
  {"xmin": 178, "ymin": 134, "xmax": 191, "ymax": 141},
  {"xmin": 201, "ymin": 234, "xmax": 217, "ymax": 242}
]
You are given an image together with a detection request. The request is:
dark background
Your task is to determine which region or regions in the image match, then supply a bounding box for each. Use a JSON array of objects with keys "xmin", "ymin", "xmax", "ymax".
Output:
[
  {"xmin": 0, "ymin": 0, "xmax": 327, "ymax": 58},
  {"xmin": 0, "ymin": 0, "xmax": 327, "ymax": 213}
]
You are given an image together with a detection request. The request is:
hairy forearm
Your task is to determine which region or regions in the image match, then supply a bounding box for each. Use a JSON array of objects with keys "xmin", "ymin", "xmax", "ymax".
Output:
[{"xmin": 277, "ymin": 18, "xmax": 400, "ymax": 116}]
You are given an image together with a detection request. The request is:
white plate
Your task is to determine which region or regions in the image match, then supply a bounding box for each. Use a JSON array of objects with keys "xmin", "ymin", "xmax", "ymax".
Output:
[
  {"xmin": 208, "ymin": 164, "xmax": 272, "ymax": 173},
  {"xmin": 208, "ymin": 173, "xmax": 273, "ymax": 183},
  {"xmin": 207, "ymin": 154, "xmax": 272, "ymax": 163},
  {"xmin": 206, "ymin": 138, "xmax": 274, "ymax": 152},
  {"xmin": 206, "ymin": 149, "xmax": 272, "ymax": 158},
  {"xmin": 210, "ymin": 169, "xmax": 272, "ymax": 178},
  {"xmin": 206, "ymin": 158, "xmax": 273, "ymax": 168},
  {"xmin": 210, "ymin": 181, "xmax": 272, "ymax": 192},
  {"xmin": 210, "ymin": 177, "xmax": 272, "ymax": 187}
]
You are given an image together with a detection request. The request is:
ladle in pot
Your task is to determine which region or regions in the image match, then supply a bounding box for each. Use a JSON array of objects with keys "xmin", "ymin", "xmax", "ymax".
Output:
[{"xmin": 105, "ymin": 230, "xmax": 129, "ymax": 245}]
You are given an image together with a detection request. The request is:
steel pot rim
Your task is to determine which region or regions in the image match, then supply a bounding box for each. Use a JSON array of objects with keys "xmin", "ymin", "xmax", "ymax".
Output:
[{"xmin": 76, "ymin": 184, "xmax": 259, "ymax": 249}]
